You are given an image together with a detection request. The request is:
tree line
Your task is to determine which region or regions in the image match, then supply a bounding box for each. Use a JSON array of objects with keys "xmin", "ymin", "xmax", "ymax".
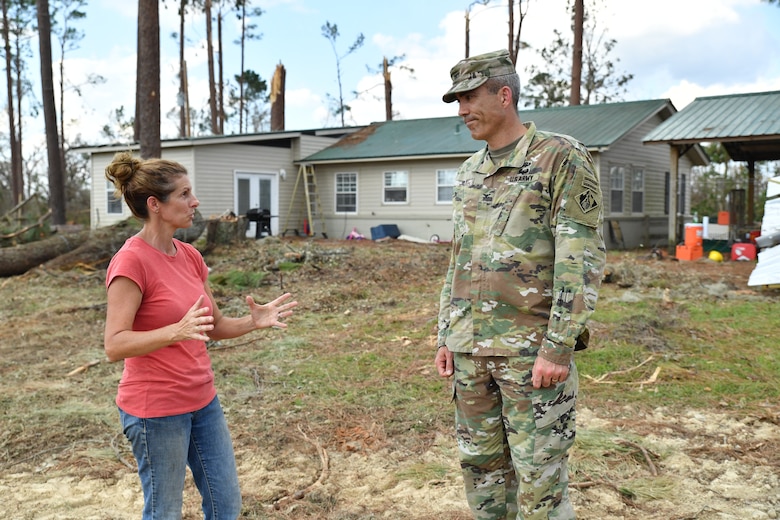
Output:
[
  {"xmin": 1, "ymin": 0, "xmax": 777, "ymax": 235},
  {"xmin": 0, "ymin": 0, "xmax": 275, "ymax": 229}
]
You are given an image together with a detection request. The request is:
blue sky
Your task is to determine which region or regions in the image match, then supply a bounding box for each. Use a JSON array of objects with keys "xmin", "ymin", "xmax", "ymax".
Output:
[{"xmin": 59, "ymin": 0, "xmax": 780, "ymax": 144}]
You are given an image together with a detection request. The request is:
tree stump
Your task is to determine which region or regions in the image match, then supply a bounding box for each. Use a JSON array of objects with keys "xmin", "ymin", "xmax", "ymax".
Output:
[{"xmin": 206, "ymin": 216, "xmax": 247, "ymax": 247}]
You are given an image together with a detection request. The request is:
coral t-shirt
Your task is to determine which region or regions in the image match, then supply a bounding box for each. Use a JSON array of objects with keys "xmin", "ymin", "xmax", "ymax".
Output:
[{"xmin": 106, "ymin": 236, "xmax": 216, "ymax": 418}]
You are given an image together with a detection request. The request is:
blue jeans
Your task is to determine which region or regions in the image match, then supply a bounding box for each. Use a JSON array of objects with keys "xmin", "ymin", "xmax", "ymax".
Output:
[{"xmin": 120, "ymin": 395, "xmax": 242, "ymax": 520}]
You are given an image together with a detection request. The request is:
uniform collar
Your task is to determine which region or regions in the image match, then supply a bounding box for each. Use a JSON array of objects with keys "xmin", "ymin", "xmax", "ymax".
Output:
[{"xmin": 476, "ymin": 122, "xmax": 537, "ymax": 175}]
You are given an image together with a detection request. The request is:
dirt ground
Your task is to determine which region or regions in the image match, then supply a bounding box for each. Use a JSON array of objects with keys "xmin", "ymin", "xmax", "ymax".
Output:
[{"xmin": 0, "ymin": 238, "xmax": 778, "ymax": 520}]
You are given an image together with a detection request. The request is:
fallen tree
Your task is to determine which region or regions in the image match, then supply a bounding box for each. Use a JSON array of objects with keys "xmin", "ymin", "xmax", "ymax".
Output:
[
  {"xmin": 42, "ymin": 212, "xmax": 211, "ymax": 272},
  {"xmin": 0, "ymin": 230, "xmax": 91, "ymax": 277},
  {"xmin": 41, "ymin": 220, "xmax": 142, "ymax": 272},
  {"xmin": 0, "ymin": 210, "xmax": 229, "ymax": 277}
]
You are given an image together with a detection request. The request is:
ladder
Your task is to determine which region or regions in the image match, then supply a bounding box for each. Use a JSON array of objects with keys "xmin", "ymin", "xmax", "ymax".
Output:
[{"xmin": 283, "ymin": 164, "xmax": 328, "ymax": 238}]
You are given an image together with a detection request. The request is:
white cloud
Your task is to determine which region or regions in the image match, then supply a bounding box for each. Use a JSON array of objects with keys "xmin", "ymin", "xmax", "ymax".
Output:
[{"xmin": 49, "ymin": 0, "xmax": 780, "ymax": 145}]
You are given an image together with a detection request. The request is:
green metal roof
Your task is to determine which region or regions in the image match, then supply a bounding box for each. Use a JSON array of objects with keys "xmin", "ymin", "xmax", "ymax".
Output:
[
  {"xmin": 303, "ymin": 99, "xmax": 673, "ymax": 163},
  {"xmin": 644, "ymin": 90, "xmax": 780, "ymax": 162}
]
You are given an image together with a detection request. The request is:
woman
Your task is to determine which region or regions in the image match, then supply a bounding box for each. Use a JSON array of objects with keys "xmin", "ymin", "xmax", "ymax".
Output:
[{"xmin": 103, "ymin": 151, "xmax": 297, "ymax": 519}]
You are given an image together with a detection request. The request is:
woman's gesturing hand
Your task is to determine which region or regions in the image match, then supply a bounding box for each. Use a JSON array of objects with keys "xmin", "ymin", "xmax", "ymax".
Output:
[
  {"xmin": 178, "ymin": 295, "xmax": 215, "ymax": 341},
  {"xmin": 247, "ymin": 292, "xmax": 298, "ymax": 329}
]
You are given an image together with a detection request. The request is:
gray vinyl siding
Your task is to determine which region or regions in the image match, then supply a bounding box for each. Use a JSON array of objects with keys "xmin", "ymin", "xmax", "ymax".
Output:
[
  {"xmin": 89, "ymin": 148, "xmax": 195, "ymax": 229},
  {"xmin": 598, "ymin": 115, "xmax": 696, "ymax": 249},
  {"xmin": 192, "ymin": 143, "xmax": 290, "ymax": 219},
  {"xmin": 88, "ymin": 136, "xmax": 342, "ymax": 232},
  {"xmin": 307, "ymin": 157, "xmax": 465, "ymax": 240},
  {"xmin": 296, "ymin": 136, "xmax": 339, "ymax": 161}
]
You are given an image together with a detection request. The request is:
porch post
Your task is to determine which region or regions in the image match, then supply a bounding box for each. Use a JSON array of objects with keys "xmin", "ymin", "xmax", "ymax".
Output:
[{"xmin": 748, "ymin": 159, "xmax": 756, "ymax": 226}]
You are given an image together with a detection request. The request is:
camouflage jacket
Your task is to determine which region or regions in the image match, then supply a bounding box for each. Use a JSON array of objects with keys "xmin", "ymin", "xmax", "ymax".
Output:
[{"xmin": 437, "ymin": 122, "xmax": 606, "ymax": 365}]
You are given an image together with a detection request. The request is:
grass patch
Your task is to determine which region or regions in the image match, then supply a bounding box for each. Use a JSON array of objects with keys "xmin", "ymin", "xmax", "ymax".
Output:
[
  {"xmin": 2, "ymin": 241, "xmax": 778, "ymax": 519},
  {"xmin": 580, "ymin": 288, "xmax": 780, "ymax": 413},
  {"xmin": 210, "ymin": 269, "xmax": 269, "ymax": 289},
  {"xmin": 395, "ymin": 462, "xmax": 452, "ymax": 487}
]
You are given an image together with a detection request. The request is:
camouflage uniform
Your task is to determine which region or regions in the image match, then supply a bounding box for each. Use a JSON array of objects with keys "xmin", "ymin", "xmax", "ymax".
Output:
[{"xmin": 437, "ymin": 121, "xmax": 606, "ymax": 519}]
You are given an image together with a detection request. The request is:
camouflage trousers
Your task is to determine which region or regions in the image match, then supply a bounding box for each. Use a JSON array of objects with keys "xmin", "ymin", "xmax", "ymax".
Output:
[{"xmin": 452, "ymin": 354, "xmax": 578, "ymax": 520}]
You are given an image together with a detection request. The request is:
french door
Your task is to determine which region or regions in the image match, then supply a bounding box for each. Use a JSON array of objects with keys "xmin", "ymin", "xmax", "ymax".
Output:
[{"xmin": 235, "ymin": 171, "xmax": 278, "ymax": 237}]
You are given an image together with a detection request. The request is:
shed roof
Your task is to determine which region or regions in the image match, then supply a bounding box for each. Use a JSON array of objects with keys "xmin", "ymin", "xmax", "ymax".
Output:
[
  {"xmin": 304, "ymin": 99, "xmax": 676, "ymax": 163},
  {"xmin": 643, "ymin": 90, "xmax": 780, "ymax": 162}
]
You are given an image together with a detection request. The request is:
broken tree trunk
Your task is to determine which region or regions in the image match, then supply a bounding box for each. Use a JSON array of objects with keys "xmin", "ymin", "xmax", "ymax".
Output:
[
  {"xmin": 0, "ymin": 230, "xmax": 90, "ymax": 277},
  {"xmin": 41, "ymin": 220, "xmax": 142, "ymax": 272},
  {"xmin": 43, "ymin": 211, "xmax": 207, "ymax": 272},
  {"xmin": 1, "ymin": 211, "xmax": 209, "ymax": 277}
]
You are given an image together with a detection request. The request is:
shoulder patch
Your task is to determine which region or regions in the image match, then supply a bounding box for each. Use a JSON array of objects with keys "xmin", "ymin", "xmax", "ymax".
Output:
[
  {"xmin": 577, "ymin": 189, "xmax": 599, "ymax": 214},
  {"xmin": 564, "ymin": 168, "xmax": 602, "ymax": 228}
]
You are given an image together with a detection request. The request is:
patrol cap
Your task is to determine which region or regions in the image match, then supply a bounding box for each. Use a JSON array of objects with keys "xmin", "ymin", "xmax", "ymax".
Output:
[{"xmin": 442, "ymin": 49, "xmax": 517, "ymax": 103}]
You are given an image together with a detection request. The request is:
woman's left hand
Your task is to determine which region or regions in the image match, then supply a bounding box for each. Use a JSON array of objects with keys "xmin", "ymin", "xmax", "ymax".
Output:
[{"xmin": 247, "ymin": 292, "xmax": 298, "ymax": 329}]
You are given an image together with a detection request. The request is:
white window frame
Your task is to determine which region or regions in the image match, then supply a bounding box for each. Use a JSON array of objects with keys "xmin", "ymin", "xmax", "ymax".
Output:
[
  {"xmin": 631, "ymin": 168, "xmax": 644, "ymax": 213},
  {"xmin": 383, "ymin": 170, "xmax": 409, "ymax": 204},
  {"xmin": 436, "ymin": 169, "xmax": 457, "ymax": 204},
  {"xmin": 335, "ymin": 172, "xmax": 358, "ymax": 214},
  {"xmin": 106, "ymin": 180, "xmax": 123, "ymax": 215},
  {"xmin": 609, "ymin": 166, "xmax": 625, "ymax": 214},
  {"xmin": 678, "ymin": 173, "xmax": 687, "ymax": 215}
]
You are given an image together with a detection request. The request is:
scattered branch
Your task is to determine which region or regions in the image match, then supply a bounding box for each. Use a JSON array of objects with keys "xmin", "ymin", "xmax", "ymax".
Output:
[
  {"xmin": 1, "ymin": 194, "xmax": 42, "ymax": 223},
  {"xmin": 615, "ymin": 439, "xmax": 659, "ymax": 476},
  {"xmin": 208, "ymin": 339, "xmax": 256, "ymax": 352},
  {"xmin": 111, "ymin": 433, "xmax": 135, "ymax": 470},
  {"xmin": 66, "ymin": 359, "xmax": 101, "ymax": 377},
  {"xmin": 570, "ymin": 472, "xmax": 643, "ymax": 509},
  {"xmin": 0, "ymin": 209, "xmax": 52, "ymax": 239},
  {"xmin": 273, "ymin": 425, "xmax": 330, "ymax": 509},
  {"xmin": 584, "ymin": 356, "xmax": 660, "ymax": 385}
]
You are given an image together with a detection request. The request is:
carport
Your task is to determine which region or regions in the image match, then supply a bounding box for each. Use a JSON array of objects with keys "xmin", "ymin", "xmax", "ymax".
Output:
[{"xmin": 644, "ymin": 90, "xmax": 780, "ymax": 251}]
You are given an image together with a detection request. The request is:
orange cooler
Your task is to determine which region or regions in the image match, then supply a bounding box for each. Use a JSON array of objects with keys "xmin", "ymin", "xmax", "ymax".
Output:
[
  {"xmin": 684, "ymin": 223, "xmax": 703, "ymax": 247},
  {"xmin": 676, "ymin": 244, "xmax": 703, "ymax": 261}
]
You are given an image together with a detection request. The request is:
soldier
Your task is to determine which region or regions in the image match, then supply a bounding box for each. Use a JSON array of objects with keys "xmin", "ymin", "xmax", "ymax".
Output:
[{"xmin": 434, "ymin": 49, "xmax": 606, "ymax": 520}]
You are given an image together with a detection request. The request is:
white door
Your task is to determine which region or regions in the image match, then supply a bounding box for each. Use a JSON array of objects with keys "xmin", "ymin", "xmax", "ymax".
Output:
[{"xmin": 235, "ymin": 171, "xmax": 278, "ymax": 238}]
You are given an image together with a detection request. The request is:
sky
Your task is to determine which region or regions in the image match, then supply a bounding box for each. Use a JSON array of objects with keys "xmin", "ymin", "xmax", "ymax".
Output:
[{"xmin": 54, "ymin": 0, "xmax": 780, "ymax": 146}]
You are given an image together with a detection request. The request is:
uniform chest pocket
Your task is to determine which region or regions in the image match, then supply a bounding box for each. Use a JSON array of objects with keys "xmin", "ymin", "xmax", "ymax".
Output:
[
  {"xmin": 453, "ymin": 183, "xmax": 484, "ymax": 241},
  {"xmin": 491, "ymin": 181, "xmax": 551, "ymax": 237}
]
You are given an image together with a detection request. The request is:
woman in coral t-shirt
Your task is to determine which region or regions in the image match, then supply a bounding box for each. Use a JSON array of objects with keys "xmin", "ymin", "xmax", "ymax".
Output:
[{"xmin": 104, "ymin": 151, "xmax": 297, "ymax": 519}]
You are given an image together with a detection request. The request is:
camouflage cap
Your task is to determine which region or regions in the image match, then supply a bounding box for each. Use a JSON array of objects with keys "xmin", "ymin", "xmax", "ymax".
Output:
[{"xmin": 442, "ymin": 49, "xmax": 517, "ymax": 103}]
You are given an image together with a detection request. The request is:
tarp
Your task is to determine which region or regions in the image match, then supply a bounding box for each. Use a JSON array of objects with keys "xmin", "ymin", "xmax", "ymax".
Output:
[
  {"xmin": 748, "ymin": 245, "xmax": 780, "ymax": 286},
  {"xmin": 748, "ymin": 176, "xmax": 780, "ymax": 286},
  {"xmin": 766, "ymin": 176, "xmax": 780, "ymax": 200}
]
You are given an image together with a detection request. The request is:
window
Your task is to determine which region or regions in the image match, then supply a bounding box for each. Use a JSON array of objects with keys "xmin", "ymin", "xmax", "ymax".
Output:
[
  {"xmin": 678, "ymin": 173, "xmax": 686, "ymax": 215},
  {"xmin": 631, "ymin": 168, "xmax": 644, "ymax": 213},
  {"xmin": 664, "ymin": 172, "xmax": 670, "ymax": 215},
  {"xmin": 609, "ymin": 166, "xmax": 625, "ymax": 214},
  {"xmin": 436, "ymin": 169, "xmax": 456, "ymax": 203},
  {"xmin": 383, "ymin": 171, "xmax": 408, "ymax": 203},
  {"xmin": 335, "ymin": 172, "xmax": 357, "ymax": 213},
  {"xmin": 106, "ymin": 180, "xmax": 122, "ymax": 214},
  {"xmin": 664, "ymin": 171, "xmax": 686, "ymax": 215}
]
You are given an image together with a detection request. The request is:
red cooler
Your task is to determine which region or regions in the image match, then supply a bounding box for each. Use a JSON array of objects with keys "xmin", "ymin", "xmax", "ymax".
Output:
[{"xmin": 731, "ymin": 242, "xmax": 756, "ymax": 261}]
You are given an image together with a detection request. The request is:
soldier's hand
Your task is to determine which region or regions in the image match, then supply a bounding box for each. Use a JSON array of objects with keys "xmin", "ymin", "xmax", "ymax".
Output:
[
  {"xmin": 532, "ymin": 356, "xmax": 569, "ymax": 388},
  {"xmin": 435, "ymin": 346, "xmax": 453, "ymax": 377}
]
